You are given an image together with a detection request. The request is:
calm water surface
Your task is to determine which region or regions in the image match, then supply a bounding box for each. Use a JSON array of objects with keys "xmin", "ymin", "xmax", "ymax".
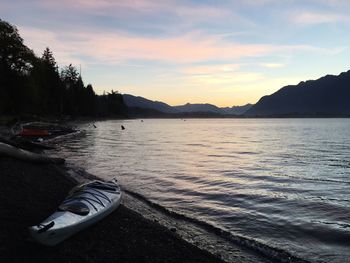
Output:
[{"xmin": 57, "ymin": 119, "xmax": 350, "ymax": 263}]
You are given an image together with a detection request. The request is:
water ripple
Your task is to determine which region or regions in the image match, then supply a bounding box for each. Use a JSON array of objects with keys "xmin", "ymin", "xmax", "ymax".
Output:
[{"xmin": 57, "ymin": 119, "xmax": 350, "ymax": 263}]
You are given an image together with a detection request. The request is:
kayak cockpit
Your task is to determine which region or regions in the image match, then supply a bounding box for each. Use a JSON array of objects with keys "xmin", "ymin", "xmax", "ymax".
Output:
[
  {"xmin": 88, "ymin": 182, "xmax": 118, "ymax": 192},
  {"xmin": 58, "ymin": 200, "xmax": 90, "ymax": 216}
]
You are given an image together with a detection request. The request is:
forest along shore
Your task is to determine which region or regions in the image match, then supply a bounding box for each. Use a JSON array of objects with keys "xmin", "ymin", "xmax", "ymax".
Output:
[{"xmin": 0, "ymin": 157, "xmax": 225, "ymax": 263}]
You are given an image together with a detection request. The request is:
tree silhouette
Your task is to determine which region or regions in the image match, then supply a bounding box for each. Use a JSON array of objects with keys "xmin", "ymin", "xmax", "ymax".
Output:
[
  {"xmin": 41, "ymin": 47, "xmax": 62, "ymax": 114},
  {"xmin": 60, "ymin": 64, "xmax": 79, "ymax": 115},
  {"xmin": 42, "ymin": 47, "xmax": 57, "ymax": 69},
  {"xmin": 0, "ymin": 19, "xmax": 126, "ymax": 118},
  {"xmin": 0, "ymin": 19, "xmax": 36, "ymax": 113},
  {"xmin": 0, "ymin": 19, "xmax": 35, "ymax": 74},
  {"xmin": 27, "ymin": 47, "xmax": 62, "ymax": 114}
]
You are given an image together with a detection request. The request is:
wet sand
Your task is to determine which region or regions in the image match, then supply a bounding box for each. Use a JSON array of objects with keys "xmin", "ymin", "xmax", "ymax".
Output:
[{"xmin": 0, "ymin": 157, "xmax": 225, "ymax": 263}]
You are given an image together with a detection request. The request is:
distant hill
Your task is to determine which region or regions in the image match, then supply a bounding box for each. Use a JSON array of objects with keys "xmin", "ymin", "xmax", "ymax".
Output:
[
  {"xmin": 221, "ymin": 104, "xmax": 253, "ymax": 115},
  {"xmin": 245, "ymin": 70, "xmax": 350, "ymax": 116},
  {"xmin": 123, "ymin": 94, "xmax": 178, "ymax": 114},
  {"xmin": 174, "ymin": 103, "xmax": 253, "ymax": 115},
  {"xmin": 124, "ymin": 70, "xmax": 350, "ymax": 118},
  {"xmin": 123, "ymin": 94, "xmax": 252, "ymax": 116},
  {"xmin": 174, "ymin": 103, "xmax": 223, "ymax": 114}
]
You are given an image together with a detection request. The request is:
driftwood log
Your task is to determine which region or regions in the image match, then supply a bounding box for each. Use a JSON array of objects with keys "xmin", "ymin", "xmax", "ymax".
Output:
[{"xmin": 0, "ymin": 142, "xmax": 64, "ymax": 164}]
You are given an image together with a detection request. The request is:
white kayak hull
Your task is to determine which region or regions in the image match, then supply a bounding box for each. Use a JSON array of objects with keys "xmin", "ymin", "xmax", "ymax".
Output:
[{"xmin": 29, "ymin": 180, "xmax": 122, "ymax": 246}]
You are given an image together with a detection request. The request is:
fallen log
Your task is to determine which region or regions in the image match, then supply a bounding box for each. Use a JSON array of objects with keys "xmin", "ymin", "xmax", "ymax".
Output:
[
  {"xmin": 0, "ymin": 142, "xmax": 64, "ymax": 164},
  {"xmin": 0, "ymin": 137, "xmax": 56, "ymax": 151}
]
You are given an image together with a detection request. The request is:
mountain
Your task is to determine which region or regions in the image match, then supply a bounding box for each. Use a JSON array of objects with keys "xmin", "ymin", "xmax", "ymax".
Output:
[
  {"xmin": 123, "ymin": 94, "xmax": 178, "ymax": 113},
  {"xmin": 123, "ymin": 94, "xmax": 252, "ymax": 116},
  {"xmin": 245, "ymin": 70, "xmax": 350, "ymax": 116},
  {"xmin": 124, "ymin": 70, "xmax": 350, "ymax": 117},
  {"xmin": 173, "ymin": 103, "xmax": 253, "ymax": 115},
  {"xmin": 123, "ymin": 95, "xmax": 254, "ymax": 116},
  {"xmin": 221, "ymin": 104, "xmax": 253, "ymax": 115},
  {"xmin": 174, "ymin": 103, "xmax": 223, "ymax": 114}
]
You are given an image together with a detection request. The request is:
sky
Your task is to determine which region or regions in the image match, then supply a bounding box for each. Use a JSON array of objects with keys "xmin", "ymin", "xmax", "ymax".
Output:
[{"xmin": 1, "ymin": 0, "xmax": 350, "ymax": 106}]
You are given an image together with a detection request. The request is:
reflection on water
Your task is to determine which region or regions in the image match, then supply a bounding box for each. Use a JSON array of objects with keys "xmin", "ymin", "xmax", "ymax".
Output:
[{"xmin": 57, "ymin": 119, "xmax": 350, "ymax": 263}]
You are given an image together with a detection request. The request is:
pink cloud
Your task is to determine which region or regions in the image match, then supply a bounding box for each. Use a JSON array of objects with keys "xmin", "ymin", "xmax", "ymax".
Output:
[
  {"xmin": 260, "ymin": 63, "xmax": 284, "ymax": 68},
  {"xmin": 19, "ymin": 26, "xmax": 275, "ymax": 65},
  {"xmin": 40, "ymin": 0, "xmax": 163, "ymax": 10},
  {"xmin": 19, "ymin": 25, "xmax": 324, "ymax": 68},
  {"xmin": 38, "ymin": 0, "xmax": 229, "ymax": 20},
  {"xmin": 184, "ymin": 64, "xmax": 241, "ymax": 75}
]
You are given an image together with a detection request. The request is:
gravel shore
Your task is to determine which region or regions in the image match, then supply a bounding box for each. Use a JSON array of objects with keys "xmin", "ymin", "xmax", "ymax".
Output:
[{"xmin": 0, "ymin": 157, "xmax": 225, "ymax": 263}]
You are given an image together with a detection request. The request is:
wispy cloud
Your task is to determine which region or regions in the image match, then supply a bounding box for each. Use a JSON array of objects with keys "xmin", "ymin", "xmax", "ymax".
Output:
[
  {"xmin": 293, "ymin": 11, "xmax": 349, "ymax": 25},
  {"xmin": 260, "ymin": 63, "xmax": 284, "ymax": 68},
  {"xmin": 40, "ymin": 0, "xmax": 168, "ymax": 12},
  {"xmin": 39, "ymin": 0, "xmax": 230, "ymax": 24},
  {"xmin": 313, "ymin": 0, "xmax": 350, "ymax": 8},
  {"xmin": 4, "ymin": 0, "xmax": 350, "ymax": 105},
  {"xmin": 187, "ymin": 72, "xmax": 264, "ymax": 86},
  {"xmin": 18, "ymin": 27, "xmax": 263, "ymax": 65},
  {"xmin": 184, "ymin": 64, "xmax": 241, "ymax": 75},
  {"xmin": 20, "ymin": 25, "xmax": 323, "ymax": 67}
]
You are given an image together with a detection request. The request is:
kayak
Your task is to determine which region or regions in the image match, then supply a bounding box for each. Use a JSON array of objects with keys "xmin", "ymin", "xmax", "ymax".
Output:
[
  {"xmin": 19, "ymin": 128, "xmax": 50, "ymax": 137},
  {"xmin": 29, "ymin": 180, "xmax": 122, "ymax": 246}
]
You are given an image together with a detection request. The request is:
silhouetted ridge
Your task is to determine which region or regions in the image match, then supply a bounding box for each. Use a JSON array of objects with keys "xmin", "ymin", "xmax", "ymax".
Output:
[
  {"xmin": 174, "ymin": 103, "xmax": 223, "ymax": 114},
  {"xmin": 123, "ymin": 94, "xmax": 253, "ymax": 116},
  {"xmin": 246, "ymin": 71, "xmax": 350, "ymax": 116},
  {"xmin": 221, "ymin": 104, "xmax": 253, "ymax": 115},
  {"xmin": 123, "ymin": 94, "xmax": 177, "ymax": 113}
]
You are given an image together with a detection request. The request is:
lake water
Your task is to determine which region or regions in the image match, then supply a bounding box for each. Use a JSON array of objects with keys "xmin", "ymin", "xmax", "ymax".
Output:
[{"xmin": 56, "ymin": 119, "xmax": 350, "ymax": 263}]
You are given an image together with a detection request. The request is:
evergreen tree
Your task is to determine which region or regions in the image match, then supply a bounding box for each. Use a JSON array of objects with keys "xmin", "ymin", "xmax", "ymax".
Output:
[
  {"xmin": 1, "ymin": 18, "xmax": 126, "ymax": 117},
  {"xmin": 42, "ymin": 47, "xmax": 57, "ymax": 69},
  {"xmin": 82, "ymin": 84, "xmax": 96, "ymax": 115},
  {"xmin": 0, "ymin": 19, "xmax": 36, "ymax": 113},
  {"xmin": 60, "ymin": 64, "xmax": 79, "ymax": 115},
  {"xmin": 28, "ymin": 47, "xmax": 62, "ymax": 114},
  {"xmin": 41, "ymin": 48, "xmax": 62, "ymax": 114}
]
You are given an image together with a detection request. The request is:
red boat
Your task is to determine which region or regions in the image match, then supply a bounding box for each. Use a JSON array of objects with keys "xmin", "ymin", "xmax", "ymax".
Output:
[{"xmin": 19, "ymin": 128, "xmax": 50, "ymax": 137}]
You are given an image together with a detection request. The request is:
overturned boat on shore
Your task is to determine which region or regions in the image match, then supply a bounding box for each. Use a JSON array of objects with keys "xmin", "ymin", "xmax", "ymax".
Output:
[
  {"xmin": 16, "ymin": 122, "xmax": 76, "ymax": 138},
  {"xmin": 18, "ymin": 128, "xmax": 50, "ymax": 137},
  {"xmin": 29, "ymin": 180, "xmax": 122, "ymax": 246}
]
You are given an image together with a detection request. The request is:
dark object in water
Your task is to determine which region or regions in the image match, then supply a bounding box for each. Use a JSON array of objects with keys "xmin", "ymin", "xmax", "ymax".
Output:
[
  {"xmin": 93, "ymin": 124, "xmax": 97, "ymax": 128},
  {"xmin": 121, "ymin": 125, "xmax": 125, "ymax": 130}
]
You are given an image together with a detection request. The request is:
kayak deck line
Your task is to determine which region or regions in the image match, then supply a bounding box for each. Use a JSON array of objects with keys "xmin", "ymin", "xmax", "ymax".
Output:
[{"xmin": 60, "ymin": 185, "xmax": 116, "ymax": 212}]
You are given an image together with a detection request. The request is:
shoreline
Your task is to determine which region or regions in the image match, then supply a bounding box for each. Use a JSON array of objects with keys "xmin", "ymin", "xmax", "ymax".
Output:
[{"xmin": 0, "ymin": 157, "xmax": 226, "ymax": 263}]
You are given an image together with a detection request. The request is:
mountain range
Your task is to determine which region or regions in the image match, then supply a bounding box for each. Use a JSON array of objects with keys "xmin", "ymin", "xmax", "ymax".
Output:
[
  {"xmin": 123, "ymin": 70, "xmax": 350, "ymax": 117},
  {"xmin": 123, "ymin": 94, "xmax": 252, "ymax": 115},
  {"xmin": 246, "ymin": 70, "xmax": 350, "ymax": 116}
]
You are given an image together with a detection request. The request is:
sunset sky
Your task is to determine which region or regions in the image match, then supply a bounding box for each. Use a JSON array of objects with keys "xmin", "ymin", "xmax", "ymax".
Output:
[{"xmin": 1, "ymin": 0, "xmax": 350, "ymax": 106}]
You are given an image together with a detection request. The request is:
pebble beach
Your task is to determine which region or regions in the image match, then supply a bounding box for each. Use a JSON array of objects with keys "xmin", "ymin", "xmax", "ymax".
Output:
[{"xmin": 0, "ymin": 156, "xmax": 224, "ymax": 263}]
